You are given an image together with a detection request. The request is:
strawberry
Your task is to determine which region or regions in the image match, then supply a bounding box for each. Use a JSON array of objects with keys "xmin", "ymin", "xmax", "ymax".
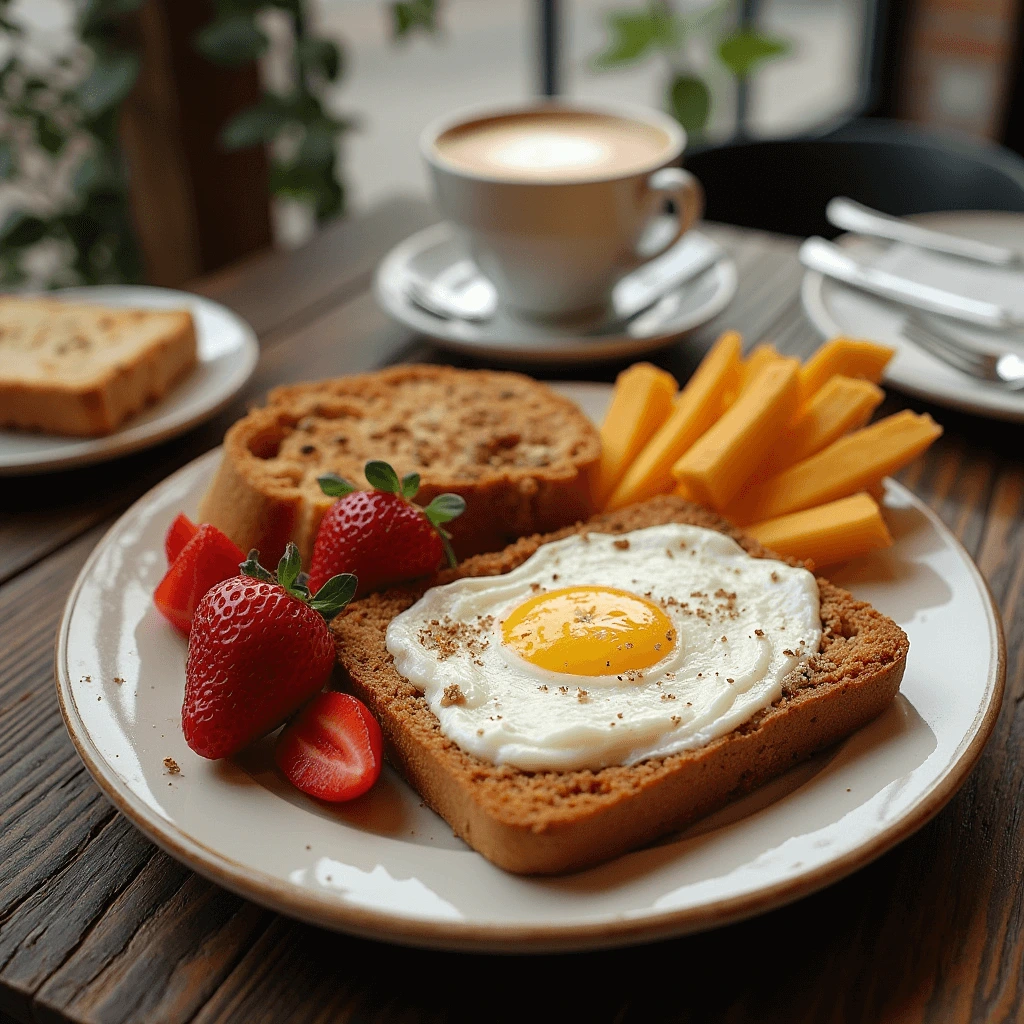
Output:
[
  {"xmin": 307, "ymin": 460, "xmax": 466, "ymax": 597},
  {"xmin": 154, "ymin": 523, "xmax": 245, "ymax": 635},
  {"xmin": 275, "ymin": 691, "xmax": 383, "ymax": 802},
  {"xmin": 182, "ymin": 545, "xmax": 357, "ymax": 760},
  {"xmin": 164, "ymin": 512, "xmax": 199, "ymax": 564}
]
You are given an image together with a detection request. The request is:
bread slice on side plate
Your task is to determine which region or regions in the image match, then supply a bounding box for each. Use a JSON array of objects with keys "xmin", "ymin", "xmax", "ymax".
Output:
[
  {"xmin": 331, "ymin": 495, "xmax": 908, "ymax": 876},
  {"xmin": 199, "ymin": 365, "xmax": 601, "ymax": 564},
  {"xmin": 0, "ymin": 297, "xmax": 197, "ymax": 437}
]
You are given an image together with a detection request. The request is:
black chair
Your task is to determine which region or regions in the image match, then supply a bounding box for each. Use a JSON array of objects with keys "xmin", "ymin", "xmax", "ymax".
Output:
[{"xmin": 683, "ymin": 118, "xmax": 1024, "ymax": 238}]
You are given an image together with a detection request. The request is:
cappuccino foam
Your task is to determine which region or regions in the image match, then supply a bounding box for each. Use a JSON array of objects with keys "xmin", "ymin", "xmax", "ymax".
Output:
[{"xmin": 434, "ymin": 111, "xmax": 671, "ymax": 182}]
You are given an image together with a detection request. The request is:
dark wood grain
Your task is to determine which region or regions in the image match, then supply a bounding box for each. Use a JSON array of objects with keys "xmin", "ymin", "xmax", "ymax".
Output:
[{"xmin": 3, "ymin": 199, "xmax": 1024, "ymax": 1024}]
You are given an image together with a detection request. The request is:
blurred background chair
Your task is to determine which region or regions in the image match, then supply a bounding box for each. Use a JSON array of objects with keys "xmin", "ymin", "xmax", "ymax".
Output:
[{"xmin": 684, "ymin": 118, "xmax": 1024, "ymax": 238}]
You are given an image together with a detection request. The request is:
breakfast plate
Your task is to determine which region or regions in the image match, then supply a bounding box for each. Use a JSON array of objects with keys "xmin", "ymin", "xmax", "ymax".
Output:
[
  {"xmin": 56, "ymin": 382, "xmax": 1004, "ymax": 952},
  {"xmin": 801, "ymin": 211, "xmax": 1024, "ymax": 422},
  {"xmin": 0, "ymin": 285, "xmax": 259, "ymax": 475},
  {"xmin": 374, "ymin": 223, "xmax": 738, "ymax": 363}
]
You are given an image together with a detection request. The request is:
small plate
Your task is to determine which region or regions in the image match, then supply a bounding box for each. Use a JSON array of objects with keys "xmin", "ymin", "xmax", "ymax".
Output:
[
  {"xmin": 801, "ymin": 211, "xmax": 1024, "ymax": 421},
  {"xmin": 0, "ymin": 285, "xmax": 259, "ymax": 475},
  {"xmin": 374, "ymin": 223, "xmax": 738, "ymax": 363},
  {"xmin": 56, "ymin": 382, "xmax": 1004, "ymax": 952}
]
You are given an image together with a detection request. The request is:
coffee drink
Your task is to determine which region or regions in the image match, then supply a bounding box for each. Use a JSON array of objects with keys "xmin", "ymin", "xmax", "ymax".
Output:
[
  {"xmin": 423, "ymin": 102, "xmax": 703, "ymax": 320},
  {"xmin": 433, "ymin": 111, "xmax": 672, "ymax": 182}
]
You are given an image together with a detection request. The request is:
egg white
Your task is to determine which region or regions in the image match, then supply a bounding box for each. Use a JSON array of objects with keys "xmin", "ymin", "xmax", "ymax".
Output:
[{"xmin": 385, "ymin": 524, "xmax": 821, "ymax": 772}]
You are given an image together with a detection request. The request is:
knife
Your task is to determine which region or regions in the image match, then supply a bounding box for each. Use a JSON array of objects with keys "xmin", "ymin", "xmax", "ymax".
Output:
[
  {"xmin": 799, "ymin": 236, "xmax": 1023, "ymax": 331},
  {"xmin": 826, "ymin": 197, "xmax": 1022, "ymax": 268}
]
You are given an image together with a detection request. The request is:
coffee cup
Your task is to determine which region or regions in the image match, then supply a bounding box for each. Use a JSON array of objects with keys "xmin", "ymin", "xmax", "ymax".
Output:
[{"xmin": 421, "ymin": 100, "xmax": 704, "ymax": 322}]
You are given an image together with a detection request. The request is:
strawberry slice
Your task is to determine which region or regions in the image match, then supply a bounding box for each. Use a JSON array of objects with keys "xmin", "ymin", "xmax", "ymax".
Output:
[
  {"xmin": 154, "ymin": 524, "xmax": 244, "ymax": 634},
  {"xmin": 164, "ymin": 513, "xmax": 199, "ymax": 564},
  {"xmin": 275, "ymin": 691, "xmax": 383, "ymax": 802}
]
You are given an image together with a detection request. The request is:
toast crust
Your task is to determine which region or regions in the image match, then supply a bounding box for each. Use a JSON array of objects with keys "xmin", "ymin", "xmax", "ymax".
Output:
[
  {"xmin": 332, "ymin": 495, "xmax": 908, "ymax": 875},
  {"xmin": 199, "ymin": 365, "xmax": 601, "ymax": 564},
  {"xmin": 0, "ymin": 300, "xmax": 197, "ymax": 436}
]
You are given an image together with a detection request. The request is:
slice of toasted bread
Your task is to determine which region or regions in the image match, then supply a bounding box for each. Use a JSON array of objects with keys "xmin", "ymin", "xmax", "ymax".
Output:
[
  {"xmin": 0, "ymin": 297, "xmax": 197, "ymax": 436},
  {"xmin": 331, "ymin": 495, "xmax": 908, "ymax": 875},
  {"xmin": 199, "ymin": 365, "xmax": 601, "ymax": 565}
]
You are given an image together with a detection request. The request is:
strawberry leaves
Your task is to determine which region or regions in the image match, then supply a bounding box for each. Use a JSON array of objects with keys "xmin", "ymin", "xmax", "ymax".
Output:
[
  {"xmin": 318, "ymin": 473, "xmax": 356, "ymax": 498},
  {"xmin": 241, "ymin": 543, "xmax": 357, "ymax": 620},
  {"xmin": 364, "ymin": 460, "xmax": 401, "ymax": 493},
  {"xmin": 316, "ymin": 459, "xmax": 467, "ymax": 570}
]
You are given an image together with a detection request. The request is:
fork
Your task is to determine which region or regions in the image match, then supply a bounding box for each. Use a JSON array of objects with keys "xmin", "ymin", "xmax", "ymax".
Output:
[{"xmin": 901, "ymin": 314, "xmax": 1024, "ymax": 389}]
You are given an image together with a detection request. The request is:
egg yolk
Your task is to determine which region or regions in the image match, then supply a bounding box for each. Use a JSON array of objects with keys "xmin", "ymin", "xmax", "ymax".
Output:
[{"xmin": 501, "ymin": 586, "xmax": 676, "ymax": 676}]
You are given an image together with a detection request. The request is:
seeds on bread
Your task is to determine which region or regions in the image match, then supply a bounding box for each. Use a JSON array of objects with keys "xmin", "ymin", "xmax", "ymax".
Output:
[
  {"xmin": 0, "ymin": 297, "xmax": 197, "ymax": 436},
  {"xmin": 331, "ymin": 495, "xmax": 908, "ymax": 875},
  {"xmin": 199, "ymin": 365, "xmax": 601, "ymax": 565}
]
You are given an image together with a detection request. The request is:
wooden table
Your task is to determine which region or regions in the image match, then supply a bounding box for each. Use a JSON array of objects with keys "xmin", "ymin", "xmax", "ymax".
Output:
[{"xmin": 2, "ymin": 198, "xmax": 1021, "ymax": 1024}]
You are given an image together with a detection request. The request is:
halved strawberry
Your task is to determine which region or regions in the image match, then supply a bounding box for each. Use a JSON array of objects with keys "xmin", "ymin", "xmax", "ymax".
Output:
[
  {"xmin": 275, "ymin": 691, "xmax": 383, "ymax": 802},
  {"xmin": 165, "ymin": 513, "xmax": 199, "ymax": 564},
  {"xmin": 154, "ymin": 524, "xmax": 245, "ymax": 634}
]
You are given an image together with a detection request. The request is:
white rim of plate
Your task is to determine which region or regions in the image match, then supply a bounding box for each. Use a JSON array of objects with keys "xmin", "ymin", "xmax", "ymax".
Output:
[
  {"xmin": 374, "ymin": 222, "xmax": 738, "ymax": 363},
  {"xmin": 0, "ymin": 286, "xmax": 259, "ymax": 475},
  {"xmin": 54, "ymin": 455, "xmax": 1005, "ymax": 954}
]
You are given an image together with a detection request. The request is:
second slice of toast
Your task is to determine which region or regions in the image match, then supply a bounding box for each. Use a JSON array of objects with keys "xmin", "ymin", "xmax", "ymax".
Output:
[{"xmin": 331, "ymin": 495, "xmax": 908, "ymax": 875}]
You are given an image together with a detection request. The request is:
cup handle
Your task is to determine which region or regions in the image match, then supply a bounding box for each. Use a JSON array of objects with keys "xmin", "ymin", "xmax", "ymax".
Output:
[{"xmin": 638, "ymin": 167, "xmax": 705, "ymax": 260}]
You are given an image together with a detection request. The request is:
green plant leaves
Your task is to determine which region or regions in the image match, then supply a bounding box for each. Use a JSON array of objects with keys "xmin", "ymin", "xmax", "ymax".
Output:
[
  {"xmin": 592, "ymin": 9, "xmax": 682, "ymax": 69},
  {"xmin": 423, "ymin": 493, "xmax": 466, "ymax": 527},
  {"xmin": 297, "ymin": 37, "xmax": 342, "ymax": 80},
  {"xmin": 392, "ymin": 0, "xmax": 439, "ymax": 39},
  {"xmin": 77, "ymin": 50, "xmax": 139, "ymax": 117},
  {"xmin": 319, "ymin": 473, "xmax": 357, "ymax": 498},
  {"xmin": 196, "ymin": 14, "xmax": 269, "ymax": 66},
  {"xmin": 220, "ymin": 96, "xmax": 289, "ymax": 150},
  {"xmin": 241, "ymin": 549, "xmax": 274, "ymax": 583},
  {"xmin": 364, "ymin": 460, "xmax": 401, "ymax": 494},
  {"xmin": 310, "ymin": 572, "xmax": 358, "ymax": 620},
  {"xmin": 717, "ymin": 29, "xmax": 790, "ymax": 79},
  {"xmin": 276, "ymin": 542, "xmax": 303, "ymax": 593},
  {"xmin": 0, "ymin": 211, "xmax": 48, "ymax": 248},
  {"xmin": 668, "ymin": 74, "xmax": 711, "ymax": 135},
  {"xmin": 401, "ymin": 472, "xmax": 420, "ymax": 500}
]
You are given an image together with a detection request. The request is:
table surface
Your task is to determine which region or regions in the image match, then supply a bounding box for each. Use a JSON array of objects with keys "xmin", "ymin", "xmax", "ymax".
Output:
[{"xmin": 3, "ymin": 198, "xmax": 1023, "ymax": 1024}]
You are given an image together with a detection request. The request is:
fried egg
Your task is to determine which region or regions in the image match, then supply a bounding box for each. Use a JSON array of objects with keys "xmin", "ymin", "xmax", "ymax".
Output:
[{"xmin": 385, "ymin": 524, "xmax": 821, "ymax": 772}]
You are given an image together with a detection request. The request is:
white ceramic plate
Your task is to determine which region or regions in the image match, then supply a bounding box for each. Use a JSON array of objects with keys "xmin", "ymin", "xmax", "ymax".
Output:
[
  {"xmin": 374, "ymin": 223, "xmax": 738, "ymax": 363},
  {"xmin": 801, "ymin": 211, "xmax": 1024, "ymax": 421},
  {"xmin": 0, "ymin": 285, "xmax": 259, "ymax": 475},
  {"xmin": 56, "ymin": 382, "xmax": 1004, "ymax": 952}
]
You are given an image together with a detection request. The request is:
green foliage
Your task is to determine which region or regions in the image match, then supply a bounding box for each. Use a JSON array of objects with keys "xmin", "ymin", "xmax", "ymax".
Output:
[
  {"xmin": 200, "ymin": 1, "xmax": 350, "ymax": 225},
  {"xmin": 591, "ymin": 1, "xmax": 793, "ymax": 138},
  {"xmin": 717, "ymin": 29, "xmax": 790, "ymax": 78},
  {"xmin": 195, "ymin": 14, "xmax": 270, "ymax": 66},
  {"xmin": 0, "ymin": 0, "xmax": 144, "ymax": 288},
  {"xmin": 392, "ymin": 0, "xmax": 439, "ymax": 39},
  {"xmin": 592, "ymin": 9, "xmax": 682, "ymax": 68},
  {"xmin": 668, "ymin": 74, "xmax": 711, "ymax": 135}
]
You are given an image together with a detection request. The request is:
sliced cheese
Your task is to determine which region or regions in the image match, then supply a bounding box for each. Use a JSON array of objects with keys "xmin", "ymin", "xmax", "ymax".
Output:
[
  {"xmin": 592, "ymin": 362, "xmax": 677, "ymax": 508},
  {"xmin": 747, "ymin": 493, "xmax": 892, "ymax": 567},
  {"xmin": 750, "ymin": 375, "xmax": 885, "ymax": 483},
  {"xmin": 605, "ymin": 331, "xmax": 742, "ymax": 511},
  {"xmin": 725, "ymin": 410, "xmax": 942, "ymax": 526},
  {"xmin": 799, "ymin": 337, "xmax": 895, "ymax": 399},
  {"xmin": 739, "ymin": 344, "xmax": 782, "ymax": 394},
  {"xmin": 671, "ymin": 357, "xmax": 801, "ymax": 510}
]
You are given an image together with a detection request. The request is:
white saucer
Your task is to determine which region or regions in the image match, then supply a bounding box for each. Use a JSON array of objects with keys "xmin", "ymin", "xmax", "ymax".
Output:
[
  {"xmin": 0, "ymin": 285, "xmax": 259, "ymax": 475},
  {"xmin": 374, "ymin": 222, "xmax": 737, "ymax": 362},
  {"xmin": 56, "ymin": 382, "xmax": 1003, "ymax": 952},
  {"xmin": 801, "ymin": 211, "xmax": 1024, "ymax": 421}
]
